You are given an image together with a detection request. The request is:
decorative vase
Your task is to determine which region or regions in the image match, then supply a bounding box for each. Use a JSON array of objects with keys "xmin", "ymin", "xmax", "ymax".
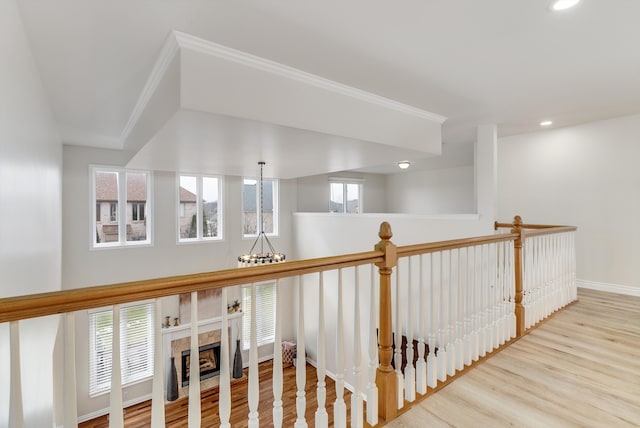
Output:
[
  {"xmin": 233, "ymin": 339, "xmax": 243, "ymax": 379},
  {"xmin": 167, "ymin": 356, "xmax": 179, "ymax": 402}
]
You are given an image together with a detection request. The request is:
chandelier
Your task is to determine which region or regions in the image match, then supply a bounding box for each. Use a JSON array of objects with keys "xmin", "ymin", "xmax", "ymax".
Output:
[{"xmin": 238, "ymin": 161, "xmax": 286, "ymax": 266}]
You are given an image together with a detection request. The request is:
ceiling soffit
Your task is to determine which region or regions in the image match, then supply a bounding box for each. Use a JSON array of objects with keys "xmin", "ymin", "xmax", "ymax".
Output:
[{"xmin": 121, "ymin": 31, "xmax": 446, "ymax": 176}]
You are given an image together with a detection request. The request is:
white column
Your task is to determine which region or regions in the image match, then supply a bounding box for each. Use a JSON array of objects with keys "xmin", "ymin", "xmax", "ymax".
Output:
[
  {"xmin": 219, "ymin": 288, "xmax": 231, "ymax": 428},
  {"xmin": 9, "ymin": 321, "xmax": 24, "ymax": 428},
  {"xmin": 273, "ymin": 279, "xmax": 284, "ymax": 428},
  {"xmin": 315, "ymin": 273, "xmax": 328, "ymax": 427},
  {"xmin": 248, "ymin": 284, "xmax": 259, "ymax": 428},
  {"xmin": 110, "ymin": 305, "xmax": 123, "ymax": 428},
  {"xmin": 351, "ymin": 267, "xmax": 364, "ymax": 427},
  {"xmin": 151, "ymin": 301, "xmax": 165, "ymax": 428},
  {"xmin": 333, "ymin": 270, "xmax": 346, "ymax": 427},
  {"xmin": 63, "ymin": 313, "xmax": 78, "ymax": 428},
  {"xmin": 366, "ymin": 265, "xmax": 379, "ymax": 426},
  {"xmin": 188, "ymin": 292, "xmax": 201, "ymax": 428}
]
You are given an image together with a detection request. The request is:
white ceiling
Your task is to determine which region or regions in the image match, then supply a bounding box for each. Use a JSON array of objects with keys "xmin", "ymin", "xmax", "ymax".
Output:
[{"xmin": 18, "ymin": 0, "xmax": 640, "ymax": 178}]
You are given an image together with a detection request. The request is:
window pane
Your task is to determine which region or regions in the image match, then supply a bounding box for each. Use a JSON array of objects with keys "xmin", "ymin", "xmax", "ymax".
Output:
[
  {"xmin": 179, "ymin": 176, "xmax": 197, "ymax": 240},
  {"xmin": 346, "ymin": 183, "xmax": 360, "ymax": 213},
  {"xmin": 330, "ymin": 182, "xmax": 343, "ymax": 213},
  {"xmin": 243, "ymin": 179, "xmax": 257, "ymax": 236},
  {"xmin": 126, "ymin": 172, "xmax": 147, "ymax": 242},
  {"xmin": 242, "ymin": 283, "xmax": 276, "ymax": 350},
  {"xmin": 262, "ymin": 179, "xmax": 274, "ymax": 234},
  {"xmin": 202, "ymin": 177, "xmax": 219, "ymax": 238},
  {"xmin": 95, "ymin": 171, "xmax": 118, "ymax": 245}
]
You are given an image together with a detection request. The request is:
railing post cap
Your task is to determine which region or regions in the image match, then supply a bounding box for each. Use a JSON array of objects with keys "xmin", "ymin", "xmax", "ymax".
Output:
[{"xmin": 378, "ymin": 222, "xmax": 393, "ymax": 241}]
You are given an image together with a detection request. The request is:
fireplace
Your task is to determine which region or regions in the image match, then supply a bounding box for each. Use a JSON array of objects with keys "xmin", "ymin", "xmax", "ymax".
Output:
[{"xmin": 181, "ymin": 342, "xmax": 221, "ymax": 387}]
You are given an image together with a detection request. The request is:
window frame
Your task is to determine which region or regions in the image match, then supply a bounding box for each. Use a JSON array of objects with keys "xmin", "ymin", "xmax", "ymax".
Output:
[
  {"xmin": 241, "ymin": 281, "xmax": 277, "ymax": 350},
  {"xmin": 329, "ymin": 178, "xmax": 364, "ymax": 214},
  {"xmin": 88, "ymin": 300, "xmax": 155, "ymax": 397},
  {"xmin": 242, "ymin": 176, "xmax": 279, "ymax": 238},
  {"xmin": 176, "ymin": 173, "xmax": 223, "ymax": 243},
  {"xmin": 91, "ymin": 166, "xmax": 153, "ymax": 249}
]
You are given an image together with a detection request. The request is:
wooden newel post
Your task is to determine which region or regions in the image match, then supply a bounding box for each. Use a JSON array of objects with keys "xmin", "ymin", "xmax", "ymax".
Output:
[
  {"xmin": 374, "ymin": 221, "xmax": 398, "ymax": 422},
  {"xmin": 511, "ymin": 215, "xmax": 525, "ymax": 337}
]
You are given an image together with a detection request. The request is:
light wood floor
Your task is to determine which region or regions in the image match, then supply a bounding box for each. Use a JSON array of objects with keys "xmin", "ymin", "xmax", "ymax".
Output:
[{"xmin": 387, "ymin": 288, "xmax": 640, "ymax": 427}]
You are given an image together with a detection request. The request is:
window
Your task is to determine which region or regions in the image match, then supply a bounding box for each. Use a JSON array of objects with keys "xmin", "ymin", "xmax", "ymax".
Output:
[
  {"xmin": 92, "ymin": 167, "xmax": 152, "ymax": 247},
  {"xmin": 330, "ymin": 179, "xmax": 362, "ymax": 213},
  {"xmin": 178, "ymin": 174, "xmax": 222, "ymax": 241},
  {"xmin": 243, "ymin": 177, "xmax": 278, "ymax": 236},
  {"xmin": 242, "ymin": 282, "xmax": 276, "ymax": 350},
  {"xmin": 88, "ymin": 302, "xmax": 154, "ymax": 396},
  {"xmin": 132, "ymin": 203, "xmax": 145, "ymax": 221}
]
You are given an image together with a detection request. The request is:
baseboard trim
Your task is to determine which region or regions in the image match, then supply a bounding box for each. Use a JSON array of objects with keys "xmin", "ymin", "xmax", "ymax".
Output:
[
  {"xmin": 577, "ymin": 279, "xmax": 640, "ymax": 296},
  {"xmin": 77, "ymin": 393, "xmax": 153, "ymax": 423}
]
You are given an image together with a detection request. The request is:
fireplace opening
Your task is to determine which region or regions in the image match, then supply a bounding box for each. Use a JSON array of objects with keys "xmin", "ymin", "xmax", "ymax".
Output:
[{"xmin": 181, "ymin": 342, "xmax": 221, "ymax": 387}]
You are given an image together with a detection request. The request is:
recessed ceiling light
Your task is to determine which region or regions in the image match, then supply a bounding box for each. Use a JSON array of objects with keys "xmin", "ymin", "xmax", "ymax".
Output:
[
  {"xmin": 551, "ymin": 0, "xmax": 581, "ymax": 11},
  {"xmin": 540, "ymin": 120, "xmax": 553, "ymax": 126},
  {"xmin": 397, "ymin": 160, "xmax": 411, "ymax": 170}
]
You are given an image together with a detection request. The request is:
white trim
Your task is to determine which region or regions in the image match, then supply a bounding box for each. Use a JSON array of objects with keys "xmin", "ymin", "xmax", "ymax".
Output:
[
  {"xmin": 172, "ymin": 31, "xmax": 446, "ymax": 124},
  {"xmin": 305, "ymin": 357, "xmax": 367, "ymax": 401},
  {"xmin": 292, "ymin": 212, "xmax": 481, "ymax": 221},
  {"xmin": 119, "ymin": 33, "xmax": 180, "ymax": 144},
  {"xmin": 577, "ymin": 279, "xmax": 640, "ymax": 296},
  {"xmin": 328, "ymin": 177, "xmax": 366, "ymax": 183},
  {"xmin": 77, "ymin": 393, "xmax": 153, "ymax": 424}
]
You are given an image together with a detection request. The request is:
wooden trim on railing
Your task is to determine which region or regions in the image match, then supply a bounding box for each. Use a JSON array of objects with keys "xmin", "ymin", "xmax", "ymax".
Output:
[
  {"xmin": 0, "ymin": 251, "xmax": 383, "ymax": 323},
  {"xmin": 397, "ymin": 233, "xmax": 518, "ymax": 258},
  {"xmin": 523, "ymin": 225, "xmax": 577, "ymax": 237}
]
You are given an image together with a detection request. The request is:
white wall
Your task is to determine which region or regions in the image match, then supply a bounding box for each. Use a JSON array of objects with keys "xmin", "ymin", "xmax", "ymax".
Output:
[
  {"xmin": 0, "ymin": 0, "xmax": 62, "ymax": 426},
  {"xmin": 296, "ymin": 171, "xmax": 387, "ymax": 213},
  {"xmin": 385, "ymin": 166, "xmax": 475, "ymax": 214},
  {"xmin": 498, "ymin": 113, "xmax": 640, "ymax": 292},
  {"xmin": 63, "ymin": 145, "xmax": 296, "ymax": 418}
]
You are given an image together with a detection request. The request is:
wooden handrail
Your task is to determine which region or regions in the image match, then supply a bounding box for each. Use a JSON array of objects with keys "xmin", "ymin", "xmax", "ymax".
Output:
[
  {"xmin": 523, "ymin": 225, "xmax": 577, "ymax": 237},
  {"xmin": 0, "ymin": 250, "xmax": 383, "ymax": 323},
  {"xmin": 397, "ymin": 232, "xmax": 518, "ymax": 258}
]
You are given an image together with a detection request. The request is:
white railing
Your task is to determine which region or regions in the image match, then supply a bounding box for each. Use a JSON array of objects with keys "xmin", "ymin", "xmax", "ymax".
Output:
[{"xmin": 0, "ymin": 218, "xmax": 577, "ymax": 427}]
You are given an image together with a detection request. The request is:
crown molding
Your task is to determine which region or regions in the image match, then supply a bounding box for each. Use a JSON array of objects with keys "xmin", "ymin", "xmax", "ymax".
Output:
[
  {"xmin": 119, "ymin": 31, "xmax": 180, "ymax": 145},
  {"xmin": 172, "ymin": 30, "xmax": 446, "ymax": 124}
]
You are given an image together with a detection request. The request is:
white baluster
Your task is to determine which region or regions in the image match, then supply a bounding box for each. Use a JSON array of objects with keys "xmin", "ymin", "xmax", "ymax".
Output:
[
  {"xmin": 455, "ymin": 249, "xmax": 464, "ymax": 371},
  {"xmin": 110, "ymin": 305, "xmax": 123, "ymax": 428},
  {"xmin": 189, "ymin": 292, "xmax": 201, "ymax": 428},
  {"xmin": 404, "ymin": 258, "xmax": 416, "ymax": 402},
  {"xmin": 464, "ymin": 247, "xmax": 472, "ymax": 366},
  {"xmin": 219, "ymin": 289, "xmax": 231, "ymax": 428},
  {"xmin": 334, "ymin": 270, "xmax": 347, "ymax": 427},
  {"xmin": 437, "ymin": 251, "xmax": 448, "ymax": 382},
  {"xmin": 416, "ymin": 255, "xmax": 427, "ymax": 395},
  {"xmin": 151, "ymin": 301, "xmax": 165, "ymax": 428},
  {"xmin": 471, "ymin": 246, "xmax": 480, "ymax": 362},
  {"xmin": 63, "ymin": 313, "xmax": 78, "ymax": 428},
  {"xmin": 273, "ymin": 279, "xmax": 283, "ymax": 428},
  {"xmin": 351, "ymin": 267, "xmax": 364, "ymax": 427},
  {"xmin": 394, "ymin": 266, "xmax": 404, "ymax": 408},
  {"xmin": 479, "ymin": 246, "xmax": 487, "ymax": 358},
  {"xmin": 366, "ymin": 265, "xmax": 379, "ymax": 426},
  {"xmin": 9, "ymin": 321, "xmax": 24, "ymax": 428},
  {"xmin": 446, "ymin": 251, "xmax": 456, "ymax": 377},
  {"xmin": 249, "ymin": 284, "xmax": 260, "ymax": 428},
  {"xmin": 316, "ymin": 273, "xmax": 328, "ymax": 427},
  {"xmin": 295, "ymin": 277, "xmax": 308, "ymax": 428},
  {"xmin": 426, "ymin": 253, "xmax": 438, "ymax": 388}
]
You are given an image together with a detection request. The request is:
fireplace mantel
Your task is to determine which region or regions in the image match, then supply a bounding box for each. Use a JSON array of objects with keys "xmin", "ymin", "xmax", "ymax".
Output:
[{"xmin": 162, "ymin": 312, "xmax": 243, "ymax": 400}]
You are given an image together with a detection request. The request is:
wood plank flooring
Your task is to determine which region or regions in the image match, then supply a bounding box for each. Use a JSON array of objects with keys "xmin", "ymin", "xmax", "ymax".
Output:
[
  {"xmin": 79, "ymin": 362, "xmax": 352, "ymax": 427},
  {"xmin": 80, "ymin": 289, "xmax": 640, "ymax": 427},
  {"xmin": 387, "ymin": 288, "xmax": 640, "ymax": 427}
]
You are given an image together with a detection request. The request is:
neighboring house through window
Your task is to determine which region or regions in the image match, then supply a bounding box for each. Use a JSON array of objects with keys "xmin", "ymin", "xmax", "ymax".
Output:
[
  {"xmin": 178, "ymin": 174, "xmax": 222, "ymax": 241},
  {"xmin": 330, "ymin": 179, "xmax": 363, "ymax": 213},
  {"xmin": 243, "ymin": 177, "xmax": 278, "ymax": 236},
  {"xmin": 92, "ymin": 167, "xmax": 152, "ymax": 247}
]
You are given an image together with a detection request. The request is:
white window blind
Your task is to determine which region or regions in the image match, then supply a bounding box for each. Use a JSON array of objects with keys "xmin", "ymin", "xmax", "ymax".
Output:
[
  {"xmin": 242, "ymin": 282, "xmax": 276, "ymax": 350},
  {"xmin": 88, "ymin": 302, "xmax": 154, "ymax": 396}
]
